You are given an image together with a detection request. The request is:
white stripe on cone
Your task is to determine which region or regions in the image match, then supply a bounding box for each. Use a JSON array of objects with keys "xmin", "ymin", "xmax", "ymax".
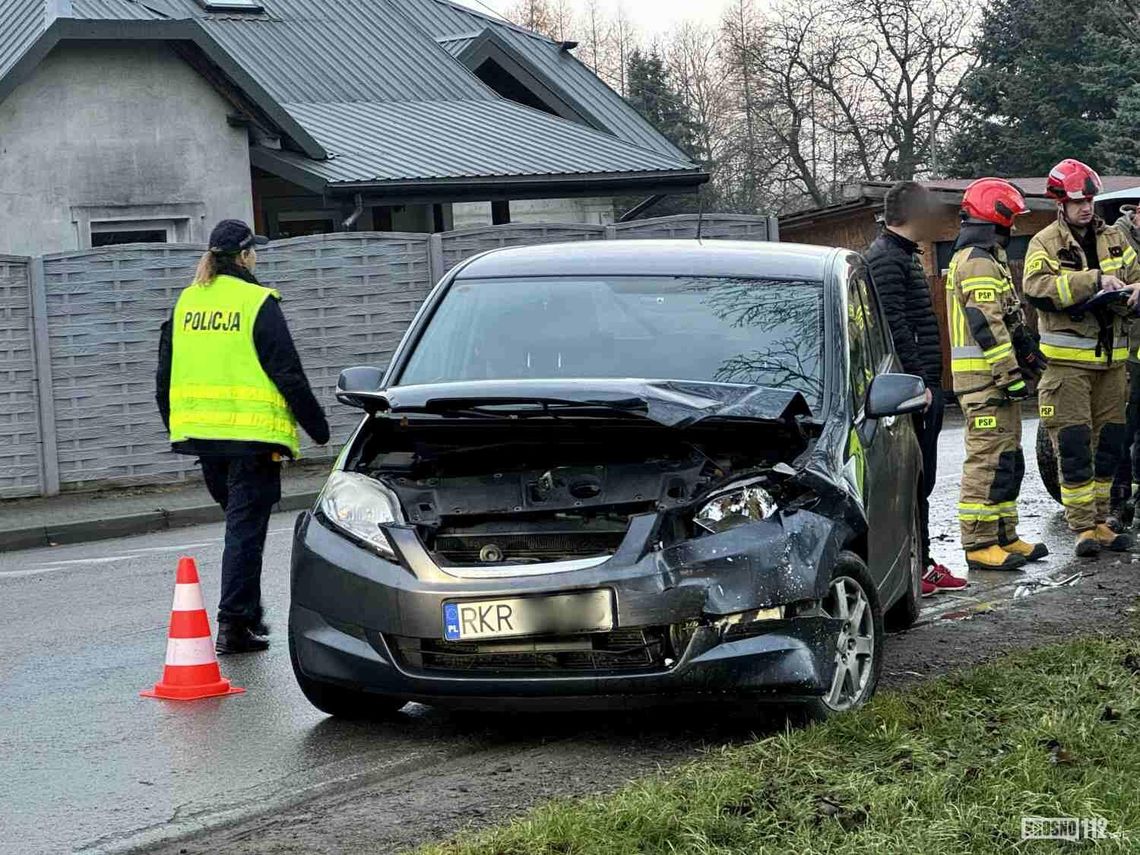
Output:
[
  {"xmin": 171, "ymin": 583, "xmax": 206, "ymax": 612},
  {"xmin": 165, "ymin": 636, "xmax": 217, "ymax": 666},
  {"xmin": 171, "ymin": 583, "xmax": 207, "ymax": 615}
]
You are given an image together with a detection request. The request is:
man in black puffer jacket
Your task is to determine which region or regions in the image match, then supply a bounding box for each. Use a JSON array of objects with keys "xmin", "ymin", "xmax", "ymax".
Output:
[{"xmin": 866, "ymin": 181, "xmax": 961, "ymax": 594}]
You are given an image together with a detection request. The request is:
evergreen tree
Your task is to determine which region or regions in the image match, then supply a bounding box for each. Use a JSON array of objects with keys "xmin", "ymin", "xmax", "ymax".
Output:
[
  {"xmin": 946, "ymin": 0, "xmax": 1132, "ymax": 176},
  {"xmin": 626, "ymin": 48, "xmax": 698, "ymax": 159}
]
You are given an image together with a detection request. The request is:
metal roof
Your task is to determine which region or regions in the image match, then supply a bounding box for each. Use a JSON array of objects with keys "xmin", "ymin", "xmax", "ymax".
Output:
[
  {"xmin": 387, "ymin": 0, "xmax": 689, "ymax": 161},
  {"xmin": 266, "ymin": 99, "xmax": 699, "ymax": 185},
  {"xmin": 1, "ymin": 0, "xmax": 703, "ymax": 194},
  {"xmin": 0, "ymin": 0, "xmax": 45, "ymax": 82}
]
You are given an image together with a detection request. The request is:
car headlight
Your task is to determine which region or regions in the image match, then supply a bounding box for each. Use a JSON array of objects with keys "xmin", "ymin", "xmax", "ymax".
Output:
[
  {"xmin": 694, "ymin": 479, "xmax": 778, "ymax": 533},
  {"xmin": 317, "ymin": 471, "xmax": 404, "ymax": 559}
]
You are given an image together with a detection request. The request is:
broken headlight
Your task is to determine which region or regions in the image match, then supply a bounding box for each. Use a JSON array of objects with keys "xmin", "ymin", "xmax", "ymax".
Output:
[
  {"xmin": 318, "ymin": 471, "xmax": 404, "ymax": 559},
  {"xmin": 694, "ymin": 479, "xmax": 778, "ymax": 533}
]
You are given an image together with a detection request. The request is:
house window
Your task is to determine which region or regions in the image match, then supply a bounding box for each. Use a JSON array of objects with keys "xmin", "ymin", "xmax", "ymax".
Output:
[{"xmin": 89, "ymin": 219, "xmax": 182, "ymax": 247}]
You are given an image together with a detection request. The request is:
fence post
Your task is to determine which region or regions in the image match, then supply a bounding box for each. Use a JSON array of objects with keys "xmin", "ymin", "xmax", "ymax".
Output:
[
  {"xmin": 766, "ymin": 215, "xmax": 780, "ymax": 242},
  {"xmin": 28, "ymin": 256, "xmax": 60, "ymax": 496},
  {"xmin": 603, "ymin": 224, "xmax": 617, "ymax": 241},
  {"xmin": 427, "ymin": 233, "xmax": 444, "ymax": 284}
]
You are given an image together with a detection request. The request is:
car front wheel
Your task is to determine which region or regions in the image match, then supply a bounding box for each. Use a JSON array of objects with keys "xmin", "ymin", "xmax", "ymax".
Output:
[{"xmin": 800, "ymin": 551, "xmax": 884, "ymax": 720}]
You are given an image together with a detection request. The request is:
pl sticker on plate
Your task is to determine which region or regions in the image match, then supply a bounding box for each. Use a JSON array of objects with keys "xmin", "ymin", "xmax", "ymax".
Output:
[{"xmin": 443, "ymin": 603, "xmax": 461, "ymax": 641}]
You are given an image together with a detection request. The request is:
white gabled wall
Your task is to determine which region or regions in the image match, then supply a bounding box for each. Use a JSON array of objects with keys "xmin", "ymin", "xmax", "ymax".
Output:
[
  {"xmin": 452, "ymin": 197, "xmax": 616, "ymax": 230},
  {"xmin": 0, "ymin": 42, "xmax": 253, "ymax": 256}
]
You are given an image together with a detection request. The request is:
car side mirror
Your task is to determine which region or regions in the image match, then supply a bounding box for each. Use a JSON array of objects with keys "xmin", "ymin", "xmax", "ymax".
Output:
[
  {"xmin": 336, "ymin": 366, "xmax": 385, "ymax": 411},
  {"xmin": 865, "ymin": 373, "xmax": 927, "ymax": 419}
]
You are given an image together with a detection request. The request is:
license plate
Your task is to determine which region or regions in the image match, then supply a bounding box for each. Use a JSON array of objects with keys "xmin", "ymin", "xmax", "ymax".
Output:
[{"xmin": 442, "ymin": 590, "xmax": 613, "ymax": 641}]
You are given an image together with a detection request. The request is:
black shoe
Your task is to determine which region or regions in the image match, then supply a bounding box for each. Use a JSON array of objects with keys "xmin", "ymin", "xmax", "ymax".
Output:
[{"xmin": 216, "ymin": 622, "xmax": 270, "ymax": 655}]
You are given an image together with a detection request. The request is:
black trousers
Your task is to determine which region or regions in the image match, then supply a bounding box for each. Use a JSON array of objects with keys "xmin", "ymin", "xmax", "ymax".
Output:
[
  {"xmin": 200, "ymin": 455, "xmax": 282, "ymax": 627},
  {"xmin": 1111, "ymin": 362, "xmax": 1140, "ymax": 505},
  {"xmin": 914, "ymin": 388, "xmax": 945, "ymax": 564}
]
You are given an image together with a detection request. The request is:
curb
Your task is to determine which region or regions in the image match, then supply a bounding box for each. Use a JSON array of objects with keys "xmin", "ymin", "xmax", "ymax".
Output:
[{"xmin": 0, "ymin": 491, "xmax": 319, "ymax": 552}]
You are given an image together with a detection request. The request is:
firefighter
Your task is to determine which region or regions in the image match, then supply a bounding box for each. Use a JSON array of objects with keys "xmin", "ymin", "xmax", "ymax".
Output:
[
  {"xmin": 948, "ymin": 178, "xmax": 1049, "ymax": 571},
  {"xmin": 1109, "ymin": 203, "xmax": 1140, "ymax": 526},
  {"xmin": 1024, "ymin": 159, "xmax": 1140, "ymax": 556},
  {"xmin": 156, "ymin": 220, "xmax": 330, "ymax": 654}
]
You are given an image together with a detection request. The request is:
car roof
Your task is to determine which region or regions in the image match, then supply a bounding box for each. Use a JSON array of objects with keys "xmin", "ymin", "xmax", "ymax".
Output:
[{"xmin": 453, "ymin": 239, "xmax": 846, "ymax": 281}]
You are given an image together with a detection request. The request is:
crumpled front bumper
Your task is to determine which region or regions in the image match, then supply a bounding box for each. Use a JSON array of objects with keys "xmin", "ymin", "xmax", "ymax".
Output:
[{"xmin": 289, "ymin": 508, "xmax": 848, "ymax": 709}]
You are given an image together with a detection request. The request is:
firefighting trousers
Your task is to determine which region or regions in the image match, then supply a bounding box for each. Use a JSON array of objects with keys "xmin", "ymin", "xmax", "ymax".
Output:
[
  {"xmin": 1038, "ymin": 363, "xmax": 1127, "ymax": 532},
  {"xmin": 958, "ymin": 390, "xmax": 1023, "ymax": 550}
]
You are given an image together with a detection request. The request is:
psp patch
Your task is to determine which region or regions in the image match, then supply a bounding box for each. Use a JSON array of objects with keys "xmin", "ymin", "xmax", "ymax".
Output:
[
  {"xmin": 974, "ymin": 415, "xmax": 998, "ymax": 430},
  {"xmin": 1040, "ymin": 405, "xmax": 1055, "ymax": 418},
  {"xmin": 973, "ymin": 288, "xmax": 997, "ymax": 302}
]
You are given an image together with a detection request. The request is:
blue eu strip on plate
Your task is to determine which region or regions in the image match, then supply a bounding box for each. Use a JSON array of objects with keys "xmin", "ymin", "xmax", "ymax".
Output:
[{"xmin": 443, "ymin": 603, "xmax": 461, "ymax": 641}]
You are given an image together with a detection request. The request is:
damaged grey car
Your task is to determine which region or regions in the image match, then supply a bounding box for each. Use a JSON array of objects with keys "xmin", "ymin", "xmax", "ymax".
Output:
[{"xmin": 289, "ymin": 240, "xmax": 927, "ymax": 719}]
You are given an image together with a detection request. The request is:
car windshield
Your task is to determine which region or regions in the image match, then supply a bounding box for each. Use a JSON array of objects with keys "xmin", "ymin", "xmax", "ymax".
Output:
[{"xmin": 398, "ymin": 275, "xmax": 826, "ymax": 410}]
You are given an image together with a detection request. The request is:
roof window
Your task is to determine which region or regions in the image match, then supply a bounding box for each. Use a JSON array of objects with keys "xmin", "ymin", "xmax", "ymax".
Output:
[{"xmin": 196, "ymin": 0, "xmax": 265, "ymax": 12}]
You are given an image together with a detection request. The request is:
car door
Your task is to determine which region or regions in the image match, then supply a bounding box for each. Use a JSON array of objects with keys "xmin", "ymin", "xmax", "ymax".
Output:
[{"xmin": 846, "ymin": 262, "xmax": 910, "ymax": 592}]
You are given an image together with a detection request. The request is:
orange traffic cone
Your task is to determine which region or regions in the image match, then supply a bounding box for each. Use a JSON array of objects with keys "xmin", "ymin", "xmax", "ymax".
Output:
[{"xmin": 141, "ymin": 556, "xmax": 245, "ymax": 701}]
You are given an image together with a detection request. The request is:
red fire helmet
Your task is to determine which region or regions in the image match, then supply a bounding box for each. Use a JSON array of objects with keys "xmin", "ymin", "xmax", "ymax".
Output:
[
  {"xmin": 961, "ymin": 178, "xmax": 1030, "ymax": 229},
  {"xmin": 1045, "ymin": 159, "xmax": 1103, "ymax": 202}
]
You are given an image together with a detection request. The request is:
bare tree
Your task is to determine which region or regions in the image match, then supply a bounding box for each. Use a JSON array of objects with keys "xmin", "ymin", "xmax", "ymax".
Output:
[
  {"xmin": 666, "ymin": 22, "xmax": 731, "ymax": 173},
  {"xmin": 507, "ymin": 0, "xmax": 556, "ymax": 38},
  {"xmin": 611, "ymin": 3, "xmax": 636, "ymax": 97}
]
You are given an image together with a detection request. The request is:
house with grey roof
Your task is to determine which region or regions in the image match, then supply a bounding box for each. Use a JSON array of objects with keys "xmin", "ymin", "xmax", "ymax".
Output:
[{"xmin": 0, "ymin": 0, "xmax": 705, "ymax": 256}]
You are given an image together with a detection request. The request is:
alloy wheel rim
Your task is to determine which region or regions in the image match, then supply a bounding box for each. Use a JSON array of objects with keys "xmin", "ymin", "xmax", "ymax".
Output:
[{"xmin": 821, "ymin": 575, "xmax": 874, "ymax": 711}]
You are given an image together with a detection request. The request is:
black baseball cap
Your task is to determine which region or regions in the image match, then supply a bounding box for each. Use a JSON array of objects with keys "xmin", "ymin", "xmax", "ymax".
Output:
[{"xmin": 208, "ymin": 219, "xmax": 269, "ymax": 253}]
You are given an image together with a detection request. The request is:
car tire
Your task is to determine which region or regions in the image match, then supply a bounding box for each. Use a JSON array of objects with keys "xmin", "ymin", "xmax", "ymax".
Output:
[
  {"xmin": 288, "ymin": 621, "xmax": 406, "ymax": 719},
  {"xmin": 1036, "ymin": 427, "xmax": 1061, "ymax": 505},
  {"xmin": 884, "ymin": 490, "xmax": 924, "ymax": 632},
  {"xmin": 798, "ymin": 550, "xmax": 884, "ymax": 722}
]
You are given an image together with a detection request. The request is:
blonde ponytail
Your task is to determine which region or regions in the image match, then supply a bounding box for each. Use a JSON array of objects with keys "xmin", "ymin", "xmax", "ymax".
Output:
[{"xmin": 192, "ymin": 251, "xmax": 218, "ymax": 285}]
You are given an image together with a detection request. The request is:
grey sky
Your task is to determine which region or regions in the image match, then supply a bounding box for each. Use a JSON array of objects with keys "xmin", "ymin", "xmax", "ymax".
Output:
[{"xmin": 452, "ymin": 0, "xmax": 733, "ymax": 40}]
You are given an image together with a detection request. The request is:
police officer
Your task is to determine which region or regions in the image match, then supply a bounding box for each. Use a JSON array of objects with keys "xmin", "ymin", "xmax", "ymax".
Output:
[
  {"xmin": 156, "ymin": 220, "xmax": 330, "ymax": 653},
  {"xmin": 1024, "ymin": 160, "xmax": 1140, "ymax": 557},
  {"xmin": 947, "ymin": 178, "xmax": 1048, "ymax": 571}
]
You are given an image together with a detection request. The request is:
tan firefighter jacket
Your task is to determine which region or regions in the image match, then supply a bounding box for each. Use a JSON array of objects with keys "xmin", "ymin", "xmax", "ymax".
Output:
[
  {"xmin": 1023, "ymin": 214, "xmax": 1140, "ymax": 369},
  {"xmin": 947, "ymin": 242, "xmax": 1024, "ymax": 394}
]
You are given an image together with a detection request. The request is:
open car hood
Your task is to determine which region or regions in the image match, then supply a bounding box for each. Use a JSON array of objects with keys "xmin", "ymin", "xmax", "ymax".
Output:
[{"xmin": 376, "ymin": 379, "xmax": 813, "ymax": 429}]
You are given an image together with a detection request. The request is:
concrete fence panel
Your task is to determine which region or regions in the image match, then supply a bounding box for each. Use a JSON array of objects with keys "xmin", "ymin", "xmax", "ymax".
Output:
[
  {"xmin": 612, "ymin": 214, "xmax": 775, "ymax": 242},
  {"xmin": 42, "ymin": 245, "xmax": 204, "ymax": 490},
  {"xmin": 0, "ymin": 256, "xmax": 41, "ymax": 498},
  {"xmin": 440, "ymin": 223, "xmax": 606, "ymax": 273},
  {"xmin": 256, "ymin": 232, "xmax": 434, "ymax": 454}
]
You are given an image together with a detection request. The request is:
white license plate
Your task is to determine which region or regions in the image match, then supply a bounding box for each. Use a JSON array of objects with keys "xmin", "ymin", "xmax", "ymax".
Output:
[{"xmin": 442, "ymin": 590, "xmax": 613, "ymax": 641}]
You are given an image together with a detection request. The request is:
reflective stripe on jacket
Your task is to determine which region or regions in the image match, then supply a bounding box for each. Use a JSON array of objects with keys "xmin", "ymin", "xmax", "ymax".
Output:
[
  {"xmin": 169, "ymin": 275, "xmax": 301, "ymax": 456},
  {"xmin": 946, "ymin": 243, "xmax": 1022, "ymax": 394},
  {"xmin": 1023, "ymin": 214, "xmax": 1140, "ymax": 369}
]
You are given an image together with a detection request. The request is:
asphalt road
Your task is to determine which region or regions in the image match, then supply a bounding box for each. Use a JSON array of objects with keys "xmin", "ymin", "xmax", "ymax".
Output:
[{"xmin": 0, "ymin": 414, "xmax": 1097, "ymax": 854}]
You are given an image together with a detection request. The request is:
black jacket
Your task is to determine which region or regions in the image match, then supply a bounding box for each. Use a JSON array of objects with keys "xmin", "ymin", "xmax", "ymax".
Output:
[
  {"xmin": 156, "ymin": 278, "xmax": 330, "ymax": 457},
  {"xmin": 865, "ymin": 229, "xmax": 944, "ymax": 389}
]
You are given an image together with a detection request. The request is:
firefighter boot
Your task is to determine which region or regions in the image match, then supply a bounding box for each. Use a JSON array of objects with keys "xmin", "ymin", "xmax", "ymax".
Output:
[
  {"xmin": 1075, "ymin": 529, "xmax": 1101, "ymax": 558},
  {"xmin": 966, "ymin": 545, "xmax": 1027, "ymax": 572},
  {"xmin": 1095, "ymin": 523, "xmax": 1132, "ymax": 552},
  {"xmin": 1000, "ymin": 538, "xmax": 1049, "ymax": 562}
]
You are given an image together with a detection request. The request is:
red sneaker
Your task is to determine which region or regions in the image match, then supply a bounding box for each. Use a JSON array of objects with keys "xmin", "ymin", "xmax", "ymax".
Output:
[
  {"xmin": 924, "ymin": 563, "xmax": 968, "ymax": 592},
  {"xmin": 921, "ymin": 578, "xmax": 937, "ymax": 598}
]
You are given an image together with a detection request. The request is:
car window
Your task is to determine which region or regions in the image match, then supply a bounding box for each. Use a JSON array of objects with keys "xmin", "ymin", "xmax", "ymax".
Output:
[
  {"xmin": 399, "ymin": 275, "xmax": 827, "ymax": 412},
  {"xmin": 848, "ymin": 271, "xmax": 874, "ymax": 414},
  {"xmin": 853, "ymin": 267, "xmax": 889, "ymax": 369}
]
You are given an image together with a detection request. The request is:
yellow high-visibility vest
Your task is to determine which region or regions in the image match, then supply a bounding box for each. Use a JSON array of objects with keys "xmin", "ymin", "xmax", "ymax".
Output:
[{"xmin": 169, "ymin": 274, "xmax": 301, "ymax": 456}]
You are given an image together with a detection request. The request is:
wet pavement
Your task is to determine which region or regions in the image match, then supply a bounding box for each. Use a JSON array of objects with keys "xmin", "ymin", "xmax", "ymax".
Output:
[{"xmin": 0, "ymin": 413, "xmax": 1111, "ymax": 855}]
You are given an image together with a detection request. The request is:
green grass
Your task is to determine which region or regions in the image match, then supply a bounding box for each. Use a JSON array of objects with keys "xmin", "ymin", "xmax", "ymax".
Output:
[{"xmin": 419, "ymin": 636, "xmax": 1140, "ymax": 855}]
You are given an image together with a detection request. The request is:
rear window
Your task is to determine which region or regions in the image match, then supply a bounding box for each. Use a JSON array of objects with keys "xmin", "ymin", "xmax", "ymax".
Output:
[{"xmin": 398, "ymin": 275, "xmax": 825, "ymax": 410}]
